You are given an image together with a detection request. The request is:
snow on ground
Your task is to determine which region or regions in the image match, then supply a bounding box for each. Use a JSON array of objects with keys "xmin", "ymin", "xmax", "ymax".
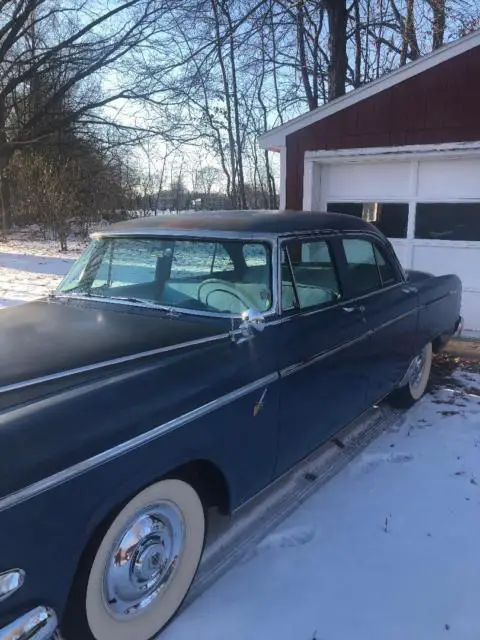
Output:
[
  {"xmin": 163, "ymin": 370, "xmax": 480, "ymax": 640},
  {"xmin": 0, "ymin": 233, "xmax": 84, "ymax": 307}
]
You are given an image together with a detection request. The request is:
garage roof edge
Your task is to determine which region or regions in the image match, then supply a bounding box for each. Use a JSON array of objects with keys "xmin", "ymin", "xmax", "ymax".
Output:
[{"xmin": 259, "ymin": 29, "xmax": 480, "ymax": 150}]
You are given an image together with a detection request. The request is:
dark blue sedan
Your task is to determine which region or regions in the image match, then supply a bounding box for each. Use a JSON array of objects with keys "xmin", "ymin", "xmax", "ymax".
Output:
[{"xmin": 0, "ymin": 211, "xmax": 462, "ymax": 640}]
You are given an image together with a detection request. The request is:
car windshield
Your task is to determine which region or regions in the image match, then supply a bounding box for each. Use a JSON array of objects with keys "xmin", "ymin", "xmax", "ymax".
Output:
[{"xmin": 57, "ymin": 236, "xmax": 273, "ymax": 316}]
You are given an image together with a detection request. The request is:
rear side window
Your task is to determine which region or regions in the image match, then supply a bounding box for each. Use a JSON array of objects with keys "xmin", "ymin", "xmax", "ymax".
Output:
[
  {"xmin": 343, "ymin": 238, "xmax": 381, "ymax": 298},
  {"xmin": 342, "ymin": 238, "xmax": 400, "ymax": 297},
  {"xmin": 373, "ymin": 245, "xmax": 400, "ymax": 286},
  {"xmin": 282, "ymin": 239, "xmax": 341, "ymax": 311}
]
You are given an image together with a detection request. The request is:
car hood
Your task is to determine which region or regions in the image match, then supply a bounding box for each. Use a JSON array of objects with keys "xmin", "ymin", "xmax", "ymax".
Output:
[{"xmin": 0, "ymin": 297, "xmax": 228, "ymax": 389}]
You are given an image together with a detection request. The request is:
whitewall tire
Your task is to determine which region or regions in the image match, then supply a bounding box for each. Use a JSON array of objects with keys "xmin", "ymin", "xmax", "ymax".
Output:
[
  {"xmin": 65, "ymin": 479, "xmax": 205, "ymax": 640},
  {"xmin": 390, "ymin": 342, "xmax": 433, "ymax": 408}
]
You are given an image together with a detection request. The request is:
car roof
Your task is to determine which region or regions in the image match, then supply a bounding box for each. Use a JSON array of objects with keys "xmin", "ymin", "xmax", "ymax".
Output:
[{"xmin": 97, "ymin": 210, "xmax": 380, "ymax": 238}]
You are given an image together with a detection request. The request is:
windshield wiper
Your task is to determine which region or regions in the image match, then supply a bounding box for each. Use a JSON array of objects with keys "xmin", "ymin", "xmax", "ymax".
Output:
[
  {"xmin": 52, "ymin": 291, "xmax": 180, "ymax": 314},
  {"xmin": 106, "ymin": 296, "xmax": 170, "ymax": 309}
]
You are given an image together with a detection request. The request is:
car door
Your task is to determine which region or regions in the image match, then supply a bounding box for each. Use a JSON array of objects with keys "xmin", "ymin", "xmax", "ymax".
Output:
[
  {"xmin": 274, "ymin": 235, "xmax": 371, "ymax": 477},
  {"xmin": 340, "ymin": 236, "xmax": 418, "ymax": 405}
]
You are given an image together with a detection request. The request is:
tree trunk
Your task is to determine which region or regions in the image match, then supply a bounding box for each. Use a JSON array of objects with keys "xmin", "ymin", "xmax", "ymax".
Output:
[
  {"xmin": 353, "ymin": 0, "xmax": 362, "ymax": 88},
  {"xmin": 270, "ymin": 0, "xmax": 284, "ymax": 125},
  {"xmin": 428, "ymin": 0, "xmax": 445, "ymax": 50},
  {"xmin": 224, "ymin": 3, "xmax": 247, "ymax": 209},
  {"xmin": 0, "ymin": 172, "xmax": 8, "ymax": 238},
  {"xmin": 404, "ymin": 0, "xmax": 420, "ymax": 61},
  {"xmin": 393, "ymin": 0, "xmax": 420, "ymax": 66},
  {"xmin": 296, "ymin": 1, "xmax": 317, "ymax": 110},
  {"xmin": 324, "ymin": 0, "xmax": 348, "ymax": 101},
  {"xmin": 0, "ymin": 99, "xmax": 12, "ymax": 233},
  {"xmin": 211, "ymin": 0, "xmax": 238, "ymax": 208}
]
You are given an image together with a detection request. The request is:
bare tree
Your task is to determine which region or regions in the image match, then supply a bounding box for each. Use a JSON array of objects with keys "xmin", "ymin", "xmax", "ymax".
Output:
[
  {"xmin": 324, "ymin": 0, "xmax": 349, "ymax": 99},
  {"xmin": 427, "ymin": 0, "xmax": 446, "ymax": 50},
  {"xmin": 0, "ymin": 0, "xmax": 179, "ymax": 229}
]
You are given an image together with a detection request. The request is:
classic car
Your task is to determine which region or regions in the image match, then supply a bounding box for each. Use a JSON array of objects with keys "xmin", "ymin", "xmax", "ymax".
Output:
[{"xmin": 0, "ymin": 211, "xmax": 462, "ymax": 640}]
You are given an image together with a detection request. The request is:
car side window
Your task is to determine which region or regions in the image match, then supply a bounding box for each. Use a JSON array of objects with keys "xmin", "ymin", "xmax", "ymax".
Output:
[
  {"xmin": 373, "ymin": 245, "xmax": 401, "ymax": 286},
  {"xmin": 282, "ymin": 239, "xmax": 341, "ymax": 311},
  {"xmin": 342, "ymin": 238, "xmax": 382, "ymax": 297}
]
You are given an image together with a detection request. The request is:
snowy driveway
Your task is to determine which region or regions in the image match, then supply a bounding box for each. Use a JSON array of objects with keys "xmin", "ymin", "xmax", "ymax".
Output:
[
  {"xmin": 0, "ymin": 235, "xmax": 81, "ymax": 307},
  {"xmin": 163, "ymin": 371, "xmax": 480, "ymax": 640}
]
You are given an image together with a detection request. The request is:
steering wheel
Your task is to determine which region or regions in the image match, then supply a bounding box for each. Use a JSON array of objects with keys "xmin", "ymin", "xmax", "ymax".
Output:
[{"xmin": 197, "ymin": 279, "xmax": 258, "ymax": 313}]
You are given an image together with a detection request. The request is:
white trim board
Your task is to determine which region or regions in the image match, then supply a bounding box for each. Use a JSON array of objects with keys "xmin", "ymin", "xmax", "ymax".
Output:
[
  {"xmin": 304, "ymin": 141, "xmax": 480, "ymax": 163},
  {"xmin": 259, "ymin": 29, "xmax": 480, "ymax": 150}
]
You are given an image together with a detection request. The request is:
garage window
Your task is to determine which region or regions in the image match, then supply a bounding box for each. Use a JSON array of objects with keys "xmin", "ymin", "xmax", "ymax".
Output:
[
  {"xmin": 415, "ymin": 203, "xmax": 480, "ymax": 241},
  {"xmin": 327, "ymin": 202, "xmax": 408, "ymax": 239}
]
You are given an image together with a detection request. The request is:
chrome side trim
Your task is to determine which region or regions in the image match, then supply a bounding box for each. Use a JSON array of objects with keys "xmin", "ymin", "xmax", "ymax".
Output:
[
  {"xmin": 373, "ymin": 307, "xmax": 418, "ymax": 332},
  {"xmin": 0, "ymin": 373, "xmax": 279, "ymax": 514},
  {"xmin": 0, "ymin": 606, "xmax": 57, "ymax": 640},
  {"xmin": 0, "ymin": 333, "xmax": 230, "ymax": 396},
  {"xmin": 280, "ymin": 332, "xmax": 371, "ymax": 378}
]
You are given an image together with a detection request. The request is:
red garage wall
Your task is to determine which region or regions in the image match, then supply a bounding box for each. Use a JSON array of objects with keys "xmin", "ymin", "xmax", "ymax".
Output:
[{"xmin": 286, "ymin": 45, "xmax": 480, "ymax": 210}]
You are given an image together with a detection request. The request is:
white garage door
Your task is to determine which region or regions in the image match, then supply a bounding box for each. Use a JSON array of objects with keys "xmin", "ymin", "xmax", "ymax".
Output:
[{"xmin": 313, "ymin": 156, "xmax": 480, "ymax": 333}]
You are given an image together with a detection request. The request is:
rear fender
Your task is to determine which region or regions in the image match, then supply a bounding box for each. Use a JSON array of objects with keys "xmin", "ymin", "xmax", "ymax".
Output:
[{"xmin": 413, "ymin": 274, "xmax": 462, "ymax": 351}]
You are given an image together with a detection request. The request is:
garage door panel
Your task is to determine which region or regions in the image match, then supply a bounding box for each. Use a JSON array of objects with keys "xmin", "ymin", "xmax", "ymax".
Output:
[
  {"xmin": 457, "ymin": 291, "xmax": 480, "ymax": 332},
  {"xmin": 323, "ymin": 162, "xmax": 411, "ymax": 200},
  {"xmin": 411, "ymin": 243, "xmax": 478, "ymax": 290},
  {"xmin": 417, "ymin": 159, "xmax": 480, "ymax": 199}
]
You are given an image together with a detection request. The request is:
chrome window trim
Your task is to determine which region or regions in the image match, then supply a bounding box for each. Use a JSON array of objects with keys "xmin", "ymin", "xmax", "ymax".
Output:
[
  {"xmin": 0, "ymin": 332, "xmax": 232, "ymax": 396},
  {"xmin": 273, "ymin": 229, "xmax": 407, "ymax": 322},
  {"xmin": 92, "ymin": 229, "xmax": 279, "ymax": 241},
  {"xmin": 280, "ymin": 242, "xmax": 300, "ymax": 311},
  {"xmin": 0, "ymin": 372, "xmax": 280, "ymax": 514},
  {"xmin": 276, "ymin": 229, "xmax": 340, "ymax": 239}
]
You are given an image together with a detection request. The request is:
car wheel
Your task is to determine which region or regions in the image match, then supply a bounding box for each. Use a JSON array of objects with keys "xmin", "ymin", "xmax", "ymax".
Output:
[
  {"xmin": 389, "ymin": 342, "xmax": 433, "ymax": 408},
  {"xmin": 63, "ymin": 479, "xmax": 205, "ymax": 640}
]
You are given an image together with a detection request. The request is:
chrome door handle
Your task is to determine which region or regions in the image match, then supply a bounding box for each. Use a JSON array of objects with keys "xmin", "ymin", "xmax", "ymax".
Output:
[{"xmin": 402, "ymin": 286, "xmax": 418, "ymax": 294}]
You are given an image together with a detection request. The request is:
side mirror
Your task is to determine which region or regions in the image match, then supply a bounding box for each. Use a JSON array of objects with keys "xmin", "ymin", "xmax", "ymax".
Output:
[{"xmin": 235, "ymin": 309, "xmax": 265, "ymax": 343}]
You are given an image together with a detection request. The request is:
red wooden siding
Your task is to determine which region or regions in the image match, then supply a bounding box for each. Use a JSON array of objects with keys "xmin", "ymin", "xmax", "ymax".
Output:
[{"xmin": 286, "ymin": 45, "xmax": 480, "ymax": 210}]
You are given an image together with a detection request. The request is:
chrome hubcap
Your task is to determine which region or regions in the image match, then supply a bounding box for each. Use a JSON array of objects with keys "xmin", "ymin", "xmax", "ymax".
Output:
[
  {"xmin": 103, "ymin": 503, "xmax": 185, "ymax": 619},
  {"xmin": 409, "ymin": 347, "xmax": 426, "ymax": 389}
]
